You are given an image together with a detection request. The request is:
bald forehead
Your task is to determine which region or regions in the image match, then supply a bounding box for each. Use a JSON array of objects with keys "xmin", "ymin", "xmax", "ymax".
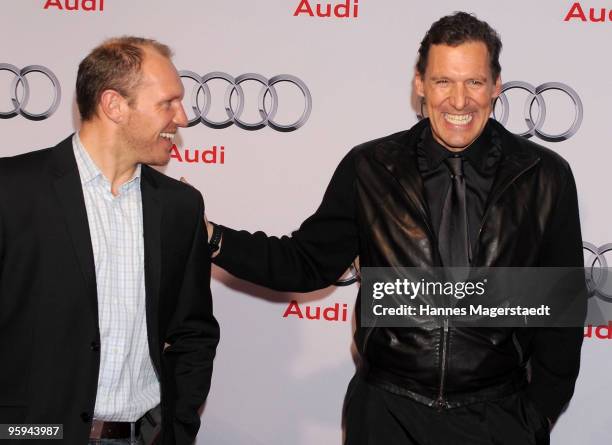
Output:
[{"xmin": 136, "ymin": 47, "xmax": 184, "ymax": 100}]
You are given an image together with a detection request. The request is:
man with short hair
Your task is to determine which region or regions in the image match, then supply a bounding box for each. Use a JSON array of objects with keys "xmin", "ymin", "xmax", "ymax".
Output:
[
  {"xmin": 0, "ymin": 37, "xmax": 219, "ymax": 444},
  {"xmin": 205, "ymin": 12, "xmax": 584, "ymax": 444}
]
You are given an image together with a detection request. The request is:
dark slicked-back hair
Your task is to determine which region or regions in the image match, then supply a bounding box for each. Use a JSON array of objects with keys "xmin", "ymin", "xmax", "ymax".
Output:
[
  {"xmin": 76, "ymin": 36, "xmax": 173, "ymax": 121},
  {"xmin": 417, "ymin": 12, "xmax": 502, "ymax": 80}
]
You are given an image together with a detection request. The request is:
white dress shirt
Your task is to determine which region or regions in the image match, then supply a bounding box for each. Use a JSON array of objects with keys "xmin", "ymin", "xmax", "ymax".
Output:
[{"xmin": 73, "ymin": 134, "xmax": 160, "ymax": 421}]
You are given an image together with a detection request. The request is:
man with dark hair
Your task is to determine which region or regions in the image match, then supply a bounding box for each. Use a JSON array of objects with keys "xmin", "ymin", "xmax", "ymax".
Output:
[
  {"xmin": 416, "ymin": 11, "xmax": 503, "ymax": 80},
  {"xmin": 0, "ymin": 37, "xmax": 219, "ymax": 444},
  {"xmin": 204, "ymin": 11, "xmax": 583, "ymax": 445}
]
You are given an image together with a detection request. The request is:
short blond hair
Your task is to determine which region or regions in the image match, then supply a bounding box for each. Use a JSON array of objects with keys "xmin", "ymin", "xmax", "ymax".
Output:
[{"xmin": 76, "ymin": 36, "xmax": 173, "ymax": 120}]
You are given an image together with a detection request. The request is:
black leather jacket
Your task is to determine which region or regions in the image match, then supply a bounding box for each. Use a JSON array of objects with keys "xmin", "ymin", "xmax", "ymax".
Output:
[{"xmin": 215, "ymin": 118, "xmax": 584, "ymax": 421}]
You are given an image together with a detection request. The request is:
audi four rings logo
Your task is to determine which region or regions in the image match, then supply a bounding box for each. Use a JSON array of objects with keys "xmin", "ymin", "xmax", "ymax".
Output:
[
  {"xmin": 179, "ymin": 71, "xmax": 312, "ymax": 132},
  {"xmin": 335, "ymin": 260, "xmax": 360, "ymax": 287},
  {"xmin": 493, "ymin": 81, "xmax": 583, "ymax": 142},
  {"xmin": 0, "ymin": 64, "xmax": 61, "ymax": 121},
  {"xmin": 583, "ymin": 242, "xmax": 612, "ymax": 303}
]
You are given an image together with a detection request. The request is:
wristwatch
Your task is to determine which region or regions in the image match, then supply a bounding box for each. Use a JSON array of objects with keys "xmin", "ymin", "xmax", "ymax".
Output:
[{"xmin": 208, "ymin": 222, "xmax": 223, "ymax": 254}]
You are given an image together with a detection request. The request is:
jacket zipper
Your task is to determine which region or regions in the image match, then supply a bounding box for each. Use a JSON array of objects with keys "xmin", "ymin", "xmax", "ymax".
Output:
[
  {"xmin": 433, "ymin": 160, "xmax": 537, "ymax": 408},
  {"xmin": 512, "ymin": 331, "xmax": 524, "ymax": 365},
  {"xmin": 436, "ymin": 318, "xmax": 450, "ymax": 409},
  {"xmin": 435, "ymin": 160, "xmax": 539, "ymax": 407}
]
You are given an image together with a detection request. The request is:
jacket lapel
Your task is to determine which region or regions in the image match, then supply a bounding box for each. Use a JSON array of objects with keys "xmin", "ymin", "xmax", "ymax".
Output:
[
  {"xmin": 51, "ymin": 135, "xmax": 98, "ymax": 319},
  {"xmin": 141, "ymin": 166, "xmax": 162, "ymax": 369},
  {"xmin": 484, "ymin": 121, "xmax": 541, "ymax": 210},
  {"xmin": 372, "ymin": 120, "xmax": 435, "ymax": 240},
  {"xmin": 369, "ymin": 119, "xmax": 542, "ymax": 267}
]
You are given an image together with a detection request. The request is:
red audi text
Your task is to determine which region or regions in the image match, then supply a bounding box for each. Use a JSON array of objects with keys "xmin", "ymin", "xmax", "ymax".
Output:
[
  {"xmin": 293, "ymin": 0, "xmax": 358, "ymax": 18},
  {"xmin": 43, "ymin": 0, "xmax": 104, "ymax": 11},
  {"xmin": 584, "ymin": 322, "xmax": 612, "ymax": 340},
  {"xmin": 564, "ymin": 2, "xmax": 612, "ymax": 22},
  {"xmin": 283, "ymin": 300, "xmax": 349, "ymax": 322},
  {"xmin": 170, "ymin": 145, "xmax": 225, "ymax": 165}
]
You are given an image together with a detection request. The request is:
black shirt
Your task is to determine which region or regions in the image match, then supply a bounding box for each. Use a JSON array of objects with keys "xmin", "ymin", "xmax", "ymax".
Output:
[{"xmin": 417, "ymin": 122, "xmax": 502, "ymax": 263}]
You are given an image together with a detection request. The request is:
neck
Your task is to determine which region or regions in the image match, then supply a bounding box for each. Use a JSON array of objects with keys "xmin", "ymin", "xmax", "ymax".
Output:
[{"xmin": 79, "ymin": 121, "xmax": 138, "ymax": 196}]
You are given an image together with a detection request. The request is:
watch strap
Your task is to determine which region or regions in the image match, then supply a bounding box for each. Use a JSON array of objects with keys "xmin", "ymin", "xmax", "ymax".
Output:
[{"xmin": 209, "ymin": 222, "xmax": 223, "ymax": 254}]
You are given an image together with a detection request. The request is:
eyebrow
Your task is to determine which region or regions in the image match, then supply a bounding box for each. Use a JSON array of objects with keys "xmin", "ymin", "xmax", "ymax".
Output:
[
  {"xmin": 429, "ymin": 75, "xmax": 490, "ymax": 82},
  {"xmin": 160, "ymin": 90, "xmax": 184, "ymax": 102}
]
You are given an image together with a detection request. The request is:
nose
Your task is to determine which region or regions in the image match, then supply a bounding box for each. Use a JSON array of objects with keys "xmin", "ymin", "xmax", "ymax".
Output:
[
  {"xmin": 449, "ymin": 83, "xmax": 467, "ymax": 110},
  {"xmin": 174, "ymin": 102, "xmax": 188, "ymax": 128}
]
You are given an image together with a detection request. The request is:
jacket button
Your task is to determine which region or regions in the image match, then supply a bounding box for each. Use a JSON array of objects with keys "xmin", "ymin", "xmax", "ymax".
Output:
[
  {"xmin": 80, "ymin": 412, "xmax": 91, "ymax": 423},
  {"xmin": 90, "ymin": 341, "xmax": 100, "ymax": 352}
]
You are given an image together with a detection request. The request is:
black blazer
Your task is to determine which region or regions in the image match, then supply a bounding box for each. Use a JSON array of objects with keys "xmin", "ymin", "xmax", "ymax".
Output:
[{"xmin": 0, "ymin": 136, "xmax": 219, "ymax": 444}]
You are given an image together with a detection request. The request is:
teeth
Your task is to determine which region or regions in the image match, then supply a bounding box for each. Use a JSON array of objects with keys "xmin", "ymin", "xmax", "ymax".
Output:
[
  {"xmin": 444, "ymin": 113, "xmax": 473, "ymax": 125},
  {"xmin": 160, "ymin": 132, "xmax": 175, "ymax": 140}
]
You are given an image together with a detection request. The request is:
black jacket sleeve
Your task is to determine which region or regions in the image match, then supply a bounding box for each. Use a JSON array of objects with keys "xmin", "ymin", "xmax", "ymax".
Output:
[
  {"xmin": 525, "ymin": 166, "xmax": 586, "ymax": 423},
  {"xmin": 213, "ymin": 150, "xmax": 360, "ymax": 292},
  {"xmin": 162, "ymin": 193, "xmax": 220, "ymax": 445}
]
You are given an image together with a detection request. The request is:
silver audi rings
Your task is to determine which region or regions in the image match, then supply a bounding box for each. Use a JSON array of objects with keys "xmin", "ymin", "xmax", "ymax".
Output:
[
  {"xmin": 583, "ymin": 242, "xmax": 612, "ymax": 303},
  {"xmin": 335, "ymin": 259, "xmax": 360, "ymax": 287},
  {"xmin": 493, "ymin": 81, "xmax": 583, "ymax": 142},
  {"xmin": 179, "ymin": 71, "xmax": 312, "ymax": 132},
  {"xmin": 0, "ymin": 64, "xmax": 61, "ymax": 121}
]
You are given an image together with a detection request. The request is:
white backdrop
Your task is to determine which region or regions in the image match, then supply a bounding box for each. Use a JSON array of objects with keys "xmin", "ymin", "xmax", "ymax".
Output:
[{"xmin": 2, "ymin": 1, "xmax": 610, "ymax": 443}]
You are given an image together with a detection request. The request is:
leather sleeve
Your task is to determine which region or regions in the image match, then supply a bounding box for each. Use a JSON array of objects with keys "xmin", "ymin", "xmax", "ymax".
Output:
[
  {"xmin": 0, "ymin": 194, "xmax": 3, "ymax": 273},
  {"xmin": 214, "ymin": 150, "xmax": 360, "ymax": 292},
  {"xmin": 526, "ymin": 165, "xmax": 586, "ymax": 423}
]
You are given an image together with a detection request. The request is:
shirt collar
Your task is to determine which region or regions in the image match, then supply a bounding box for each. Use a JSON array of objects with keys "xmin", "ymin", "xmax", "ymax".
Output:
[
  {"xmin": 418, "ymin": 120, "xmax": 499, "ymax": 174},
  {"xmin": 72, "ymin": 133, "xmax": 142, "ymax": 188},
  {"xmin": 73, "ymin": 133, "xmax": 102, "ymax": 185}
]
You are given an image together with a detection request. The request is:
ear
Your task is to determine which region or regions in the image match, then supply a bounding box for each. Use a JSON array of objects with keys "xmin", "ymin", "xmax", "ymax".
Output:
[
  {"xmin": 98, "ymin": 89, "xmax": 128, "ymax": 124},
  {"xmin": 492, "ymin": 75, "xmax": 502, "ymax": 99},
  {"xmin": 414, "ymin": 70, "xmax": 425, "ymax": 98}
]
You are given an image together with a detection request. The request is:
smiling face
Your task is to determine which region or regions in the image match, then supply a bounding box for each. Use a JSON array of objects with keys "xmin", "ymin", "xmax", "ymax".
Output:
[
  {"xmin": 119, "ymin": 48, "xmax": 188, "ymax": 166},
  {"xmin": 415, "ymin": 41, "xmax": 501, "ymax": 152}
]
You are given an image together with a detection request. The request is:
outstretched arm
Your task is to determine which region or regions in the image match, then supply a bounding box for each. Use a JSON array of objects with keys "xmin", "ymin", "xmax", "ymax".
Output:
[{"xmin": 210, "ymin": 150, "xmax": 360, "ymax": 292}]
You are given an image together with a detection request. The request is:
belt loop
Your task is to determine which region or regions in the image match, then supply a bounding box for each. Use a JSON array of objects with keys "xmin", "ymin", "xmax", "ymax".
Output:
[{"xmin": 130, "ymin": 422, "xmax": 136, "ymax": 444}]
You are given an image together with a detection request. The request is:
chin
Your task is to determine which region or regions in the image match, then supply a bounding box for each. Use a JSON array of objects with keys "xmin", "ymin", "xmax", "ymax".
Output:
[
  {"xmin": 434, "ymin": 135, "xmax": 469, "ymax": 151},
  {"xmin": 142, "ymin": 153, "xmax": 171, "ymax": 167},
  {"xmin": 150, "ymin": 157, "xmax": 171, "ymax": 167},
  {"xmin": 449, "ymin": 138, "xmax": 477, "ymax": 150},
  {"xmin": 148, "ymin": 147, "xmax": 172, "ymax": 166},
  {"xmin": 440, "ymin": 127, "xmax": 484, "ymax": 149}
]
